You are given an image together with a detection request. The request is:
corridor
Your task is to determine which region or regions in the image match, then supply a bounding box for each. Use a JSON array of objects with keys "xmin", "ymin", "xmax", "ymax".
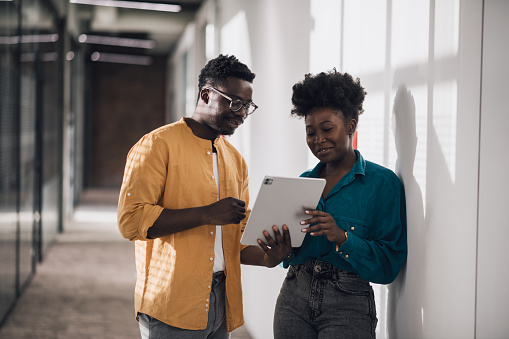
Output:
[{"xmin": 0, "ymin": 189, "xmax": 251, "ymax": 339}]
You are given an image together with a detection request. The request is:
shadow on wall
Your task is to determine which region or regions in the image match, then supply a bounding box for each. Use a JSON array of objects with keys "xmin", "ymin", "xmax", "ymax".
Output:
[{"xmin": 387, "ymin": 85, "xmax": 425, "ymax": 338}]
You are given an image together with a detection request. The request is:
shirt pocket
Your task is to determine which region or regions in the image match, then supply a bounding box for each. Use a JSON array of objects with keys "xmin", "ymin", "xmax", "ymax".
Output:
[{"xmin": 335, "ymin": 217, "xmax": 369, "ymax": 239}]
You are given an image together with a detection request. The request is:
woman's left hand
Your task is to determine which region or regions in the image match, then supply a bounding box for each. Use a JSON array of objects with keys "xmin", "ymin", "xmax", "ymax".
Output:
[{"xmin": 300, "ymin": 210, "xmax": 345, "ymax": 244}]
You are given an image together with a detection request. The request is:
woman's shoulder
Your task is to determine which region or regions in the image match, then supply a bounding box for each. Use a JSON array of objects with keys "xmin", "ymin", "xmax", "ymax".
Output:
[
  {"xmin": 300, "ymin": 169, "xmax": 314, "ymax": 177},
  {"xmin": 364, "ymin": 160, "xmax": 402, "ymax": 186}
]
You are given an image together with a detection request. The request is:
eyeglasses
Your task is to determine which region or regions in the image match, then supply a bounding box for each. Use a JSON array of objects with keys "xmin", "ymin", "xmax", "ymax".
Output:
[{"xmin": 205, "ymin": 86, "xmax": 258, "ymax": 116}]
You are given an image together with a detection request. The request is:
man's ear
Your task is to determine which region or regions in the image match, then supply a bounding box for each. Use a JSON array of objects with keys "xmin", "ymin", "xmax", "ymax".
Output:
[
  {"xmin": 200, "ymin": 88, "xmax": 210, "ymax": 104},
  {"xmin": 348, "ymin": 119, "xmax": 358, "ymax": 135}
]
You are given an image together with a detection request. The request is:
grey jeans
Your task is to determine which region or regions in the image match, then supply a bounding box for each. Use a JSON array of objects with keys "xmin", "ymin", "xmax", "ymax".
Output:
[
  {"xmin": 274, "ymin": 260, "xmax": 377, "ymax": 339},
  {"xmin": 138, "ymin": 271, "xmax": 230, "ymax": 339}
]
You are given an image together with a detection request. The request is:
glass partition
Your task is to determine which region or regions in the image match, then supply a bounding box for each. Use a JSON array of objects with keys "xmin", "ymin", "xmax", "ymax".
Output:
[
  {"xmin": 0, "ymin": 0, "xmax": 20, "ymax": 323},
  {"xmin": 0, "ymin": 0, "xmax": 63, "ymax": 324}
]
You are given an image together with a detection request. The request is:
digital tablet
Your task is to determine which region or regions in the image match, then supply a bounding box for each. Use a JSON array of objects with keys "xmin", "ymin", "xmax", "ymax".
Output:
[{"xmin": 240, "ymin": 176, "xmax": 326, "ymax": 247}]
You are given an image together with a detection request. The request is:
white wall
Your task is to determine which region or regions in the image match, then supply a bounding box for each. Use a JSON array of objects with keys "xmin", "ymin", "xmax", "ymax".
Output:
[
  {"xmin": 169, "ymin": 0, "xmax": 509, "ymax": 338},
  {"xmin": 476, "ymin": 1, "xmax": 509, "ymax": 338}
]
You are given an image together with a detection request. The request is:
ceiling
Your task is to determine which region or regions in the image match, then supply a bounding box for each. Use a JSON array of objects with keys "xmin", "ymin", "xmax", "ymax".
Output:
[{"xmin": 69, "ymin": 0, "xmax": 205, "ymax": 56}]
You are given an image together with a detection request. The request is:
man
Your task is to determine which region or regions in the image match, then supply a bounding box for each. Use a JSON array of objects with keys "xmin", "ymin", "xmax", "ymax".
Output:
[{"xmin": 118, "ymin": 54, "xmax": 291, "ymax": 338}]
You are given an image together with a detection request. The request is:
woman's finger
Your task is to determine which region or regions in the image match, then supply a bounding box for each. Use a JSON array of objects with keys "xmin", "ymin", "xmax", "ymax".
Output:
[{"xmin": 304, "ymin": 209, "xmax": 329, "ymax": 217}]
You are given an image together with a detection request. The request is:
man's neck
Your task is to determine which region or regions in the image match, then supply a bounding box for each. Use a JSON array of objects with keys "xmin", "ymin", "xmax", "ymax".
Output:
[{"xmin": 185, "ymin": 118, "xmax": 219, "ymax": 141}]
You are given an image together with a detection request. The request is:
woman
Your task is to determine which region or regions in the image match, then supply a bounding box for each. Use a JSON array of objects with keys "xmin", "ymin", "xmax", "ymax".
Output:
[{"xmin": 273, "ymin": 70, "xmax": 407, "ymax": 338}]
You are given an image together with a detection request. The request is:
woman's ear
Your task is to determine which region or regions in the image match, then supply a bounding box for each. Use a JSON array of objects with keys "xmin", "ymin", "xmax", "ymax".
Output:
[{"xmin": 348, "ymin": 119, "xmax": 358, "ymax": 135}]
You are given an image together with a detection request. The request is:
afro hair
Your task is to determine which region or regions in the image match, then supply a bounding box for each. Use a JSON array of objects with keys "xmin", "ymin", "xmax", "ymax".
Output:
[{"xmin": 291, "ymin": 69, "xmax": 366, "ymax": 123}]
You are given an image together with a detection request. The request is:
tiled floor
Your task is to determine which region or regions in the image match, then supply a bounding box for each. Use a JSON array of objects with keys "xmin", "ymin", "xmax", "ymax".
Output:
[{"xmin": 0, "ymin": 189, "xmax": 252, "ymax": 339}]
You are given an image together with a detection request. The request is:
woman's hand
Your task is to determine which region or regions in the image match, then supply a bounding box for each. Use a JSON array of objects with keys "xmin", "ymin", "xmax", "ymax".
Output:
[
  {"xmin": 300, "ymin": 210, "xmax": 346, "ymax": 245},
  {"xmin": 257, "ymin": 225, "xmax": 293, "ymax": 268}
]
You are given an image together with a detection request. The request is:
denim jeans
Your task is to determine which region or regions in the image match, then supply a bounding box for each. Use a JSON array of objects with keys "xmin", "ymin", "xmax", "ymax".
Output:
[
  {"xmin": 274, "ymin": 260, "xmax": 377, "ymax": 339},
  {"xmin": 138, "ymin": 272, "xmax": 230, "ymax": 339}
]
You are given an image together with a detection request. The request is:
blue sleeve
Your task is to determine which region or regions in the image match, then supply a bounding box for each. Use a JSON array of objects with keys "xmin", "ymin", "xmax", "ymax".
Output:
[{"xmin": 334, "ymin": 182, "xmax": 408, "ymax": 284}]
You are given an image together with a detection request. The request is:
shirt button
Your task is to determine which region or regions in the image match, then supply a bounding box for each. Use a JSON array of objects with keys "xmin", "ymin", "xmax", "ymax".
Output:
[
  {"xmin": 345, "ymin": 255, "xmax": 349, "ymax": 259},
  {"xmin": 210, "ymin": 257, "xmax": 214, "ymax": 261},
  {"xmin": 211, "ymin": 176, "xmax": 215, "ymax": 179},
  {"xmin": 207, "ymin": 151, "xmax": 211, "ymax": 155},
  {"xmin": 205, "ymin": 309, "xmax": 208, "ymax": 312},
  {"xmin": 208, "ymin": 285, "xmax": 211, "ymax": 289},
  {"xmin": 206, "ymin": 298, "xmax": 209, "ymax": 302},
  {"xmin": 127, "ymin": 193, "xmax": 131, "ymax": 196},
  {"xmin": 350, "ymin": 227, "xmax": 355, "ymax": 231},
  {"xmin": 206, "ymin": 304, "xmax": 208, "ymax": 307},
  {"xmin": 339, "ymin": 251, "xmax": 343, "ymax": 254},
  {"xmin": 210, "ymin": 231, "xmax": 214, "ymax": 235}
]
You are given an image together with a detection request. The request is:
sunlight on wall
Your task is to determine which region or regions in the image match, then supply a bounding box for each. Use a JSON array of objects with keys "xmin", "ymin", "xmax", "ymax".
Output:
[
  {"xmin": 435, "ymin": 0, "xmax": 460, "ymax": 58},
  {"xmin": 343, "ymin": 1, "xmax": 386, "ymax": 75},
  {"xmin": 433, "ymin": 81, "xmax": 457, "ymax": 182},
  {"xmin": 309, "ymin": 0, "xmax": 341, "ymax": 73},
  {"xmin": 220, "ymin": 10, "xmax": 253, "ymax": 169},
  {"xmin": 307, "ymin": 0, "xmax": 342, "ymax": 170},
  {"xmin": 432, "ymin": 0, "xmax": 460, "ymax": 183},
  {"xmin": 359, "ymin": 92, "xmax": 385, "ymax": 166},
  {"xmin": 391, "ymin": 0, "xmax": 430, "ymax": 68}
]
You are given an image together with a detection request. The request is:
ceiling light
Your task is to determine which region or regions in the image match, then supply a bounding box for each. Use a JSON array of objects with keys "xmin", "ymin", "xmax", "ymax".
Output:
[
  {"xmin": 79, "ymin": 34, "xmax": 155, "ymax": 49},
  {"xmin": 70, "ymin": 0, "xmax": 181, "ymax": 13},
  {"xmin": 91, "ymin": 51, "xmax": 153, "ymax": 65}
]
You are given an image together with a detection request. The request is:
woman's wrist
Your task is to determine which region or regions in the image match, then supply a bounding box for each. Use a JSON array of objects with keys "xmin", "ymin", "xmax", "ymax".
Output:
[{"xmin": 335, "ymin": 231, "xmax": 348, "ymax": 251}]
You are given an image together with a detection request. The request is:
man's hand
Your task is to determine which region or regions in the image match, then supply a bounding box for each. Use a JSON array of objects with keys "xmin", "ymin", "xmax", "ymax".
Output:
[
  {"xmin": 257, "ymin": 225, "xmax": 293, "ymax": 268},
  {"xmin": 147, "ymin": 197, "xmax": 245, "ymax": 239},
  {"xmin": 300, "ymin": 210, "xmax": 346, "ymax": 245},
  {"xmin": 205, "ymin": 197, "xmax": 246, "ymax": 225}
]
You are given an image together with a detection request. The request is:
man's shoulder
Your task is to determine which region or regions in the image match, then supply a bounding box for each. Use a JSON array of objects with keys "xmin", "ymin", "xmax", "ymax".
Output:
[
  {"xmin": 132, "ymin": 120, "xmax": 189, "ymax": 151},
  {"xmin": 150, "ymin": 119, "xmax": 186, "ymax": 137}
]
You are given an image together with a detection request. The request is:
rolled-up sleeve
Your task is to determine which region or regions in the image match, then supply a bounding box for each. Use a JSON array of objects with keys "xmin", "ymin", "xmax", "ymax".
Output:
[
  {"xmin": 334, "ymin": 182, "xmax": 407, "ymax": 284},
  {"xmin": 118, "ymin": 134, "xmax": 167, "ymax": 241}
]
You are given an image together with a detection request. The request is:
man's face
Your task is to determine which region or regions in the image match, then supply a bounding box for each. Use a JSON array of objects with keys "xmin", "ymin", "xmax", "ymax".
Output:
[{"xmin": 200, "ymin": 77, "xmax": 254, "ymax": 136}]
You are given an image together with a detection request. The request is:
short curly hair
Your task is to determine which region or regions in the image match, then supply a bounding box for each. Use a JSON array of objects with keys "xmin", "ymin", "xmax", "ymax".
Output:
[
  {"xmin": 291, "ymin": 69, "xmax": 366, "ymax": 123},
  {"xmin": 197, "ymin": 54, "xmax": 256, "ymax": 102}
]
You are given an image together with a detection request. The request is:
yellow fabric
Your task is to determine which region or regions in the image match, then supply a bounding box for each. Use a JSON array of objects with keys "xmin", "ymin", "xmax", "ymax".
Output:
[{"xmin": 118, "ymin": 118, "xmax": 250, "ymax": 332}]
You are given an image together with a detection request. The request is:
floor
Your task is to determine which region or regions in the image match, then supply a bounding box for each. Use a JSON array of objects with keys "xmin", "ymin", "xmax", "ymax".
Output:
[{"xmin": 0, "ymin": 189, "xmax": 252, "ymax": 339}]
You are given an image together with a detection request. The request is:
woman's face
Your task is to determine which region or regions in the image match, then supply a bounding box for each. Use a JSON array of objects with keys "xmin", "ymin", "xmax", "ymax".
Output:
[{"xmin": 305, "ymin": 107, "xmax": 355, "ymax": 164}]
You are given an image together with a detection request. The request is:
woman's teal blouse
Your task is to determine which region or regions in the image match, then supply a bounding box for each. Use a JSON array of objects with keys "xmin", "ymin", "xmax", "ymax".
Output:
[{"xmin": 283, "ymin": 150, "xmax": 407, "ymax": 284}]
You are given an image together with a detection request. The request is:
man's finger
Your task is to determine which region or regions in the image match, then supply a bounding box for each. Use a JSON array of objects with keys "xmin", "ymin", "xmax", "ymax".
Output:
[
  {"xmin": 257, "ymin": 239, "xmax": 270, "ymax": 253},
  {"xmin": 282, "ymin": 225, "xmax": 291, "ymax": 245},
  {"xmin": 263, "ymin": 230, "xmax": 277, "ymax": 247},
  {"xmin": 273, "ymin": 226, "xmax": 284, "ymax": 244}
]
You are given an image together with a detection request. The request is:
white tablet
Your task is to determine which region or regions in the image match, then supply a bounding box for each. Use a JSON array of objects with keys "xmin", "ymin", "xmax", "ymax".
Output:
[{"xmin": 240, "ymin": 176, "xmax": 326, "ymax": 247}]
